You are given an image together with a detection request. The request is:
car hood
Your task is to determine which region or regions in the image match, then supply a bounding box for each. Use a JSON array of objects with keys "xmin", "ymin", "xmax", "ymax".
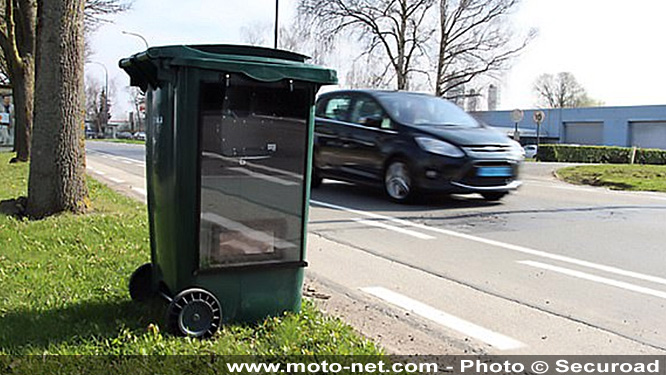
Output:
[{"xmin": 411, "ymin": 125, "xmax": 512, "ymax": 146}]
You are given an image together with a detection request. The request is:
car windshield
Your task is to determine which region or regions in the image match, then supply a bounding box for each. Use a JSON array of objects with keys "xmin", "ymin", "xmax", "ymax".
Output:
[{"xmin": 377, "ymin": 93, "xmax": 480, "ymax": 128}]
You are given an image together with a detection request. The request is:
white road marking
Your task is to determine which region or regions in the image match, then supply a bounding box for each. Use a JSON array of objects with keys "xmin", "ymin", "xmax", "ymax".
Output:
[
  {"xmin": 200, "ymin": 211, "xmax": 296, "ymax": 249},
  {"xmin": 518, "ymin": 260, "xmax": 666, "ymax": 300},
  {"xmin": 228, "ymin": 167, "xmax": 298, "ymax": 186},
  {"xmin": 311, "ymin": 200, "xmax": 666, "ymax": 287},
  {"xmin": 202, "ymin": 151, "xmax": 302, "ymax": 179},
  {"xmin": 94, "ymin": 170, "xmax": 106, "ymax": 176},
  {"xmin": 107, "ymin": 177, "xmax": 125, "ymax": 184},
  {"xmin": 353, "ymin": 218, "xmax": 435, "ymax": 240},
  {"xmin": 361, "ymin": 286, "xmax": 525, "ymax": 350},
  {"xmin": 131, "ymin": 187, "xmax": 147, "ymax": 196},
  {"xmin": 91, "ymin": 152, "xmax": 145, "ymax": 166}
]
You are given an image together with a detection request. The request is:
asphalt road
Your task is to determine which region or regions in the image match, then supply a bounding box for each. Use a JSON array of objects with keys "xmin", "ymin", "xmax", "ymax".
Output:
[{"xmin": 86, "ymin": 141, "xmax": 666, "ymax": 354}]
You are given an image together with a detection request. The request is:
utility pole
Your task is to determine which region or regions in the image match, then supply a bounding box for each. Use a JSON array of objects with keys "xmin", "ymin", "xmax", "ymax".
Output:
[{"xmin": 274, "ymin": 0, "xmax": 279, "ymax": 49}]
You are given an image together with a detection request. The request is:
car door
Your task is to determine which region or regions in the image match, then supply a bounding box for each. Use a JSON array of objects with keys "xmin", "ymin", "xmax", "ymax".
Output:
[
  {"xmin": 314, "ymin": 94, "xmax": 354, "ymax": 176},
  {"xmin": 339, "ymin": 94, "xmax": 396, "ymax": 181}
]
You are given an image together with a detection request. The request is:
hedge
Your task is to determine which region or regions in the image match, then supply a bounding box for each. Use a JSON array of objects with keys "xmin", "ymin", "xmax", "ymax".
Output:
[{"xmin": 536, "ymin": 144, "xmax": 666, "ymax": 165}]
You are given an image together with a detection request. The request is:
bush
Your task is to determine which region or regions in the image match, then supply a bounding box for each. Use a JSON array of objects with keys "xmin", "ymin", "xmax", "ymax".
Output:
[{"xmin": 537, "ymin": 144, "xmax": 666, "ymax": 165}]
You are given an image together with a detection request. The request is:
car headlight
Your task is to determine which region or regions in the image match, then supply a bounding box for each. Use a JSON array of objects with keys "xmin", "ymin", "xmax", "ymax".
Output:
[
  {"xmin": 414, "ymin": 137, "xmax": 465, "ymax": 158},
  {"xmin": 509, "ymin": 140, "xmax": 525, "ymax": 159}
]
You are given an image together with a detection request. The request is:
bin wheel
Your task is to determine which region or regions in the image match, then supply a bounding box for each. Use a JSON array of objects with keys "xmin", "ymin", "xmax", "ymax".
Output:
[
  {"xmin": 166, "ymin": 288, "xmax": 222, "ymax": 338},
  {"xmin": 129, "ymin": 263, "xmax": 156, "ymax": 302}
]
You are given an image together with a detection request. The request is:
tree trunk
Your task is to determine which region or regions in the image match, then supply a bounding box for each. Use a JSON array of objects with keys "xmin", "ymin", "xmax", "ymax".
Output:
[
  {"xmin": 27, "ymin": 0, "xmax": 88, "ymax": 218},
  {"xmin": 0, "ymin": 0, "xmax": 37, "ymax": 163},
  {"xmin": 11, "ymin": 59, "xmax": 34, "ymax": 162}
]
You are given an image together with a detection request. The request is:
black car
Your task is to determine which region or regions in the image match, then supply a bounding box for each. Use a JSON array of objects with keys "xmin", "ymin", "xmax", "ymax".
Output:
[{"xmin": 312, "ymin": 90, "xmax": 523, "ymax": 202}]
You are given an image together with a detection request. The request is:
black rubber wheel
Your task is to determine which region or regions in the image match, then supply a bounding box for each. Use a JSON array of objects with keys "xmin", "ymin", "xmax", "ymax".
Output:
[
  {"xmin": 129, "ymin": 263, "xmax": 156, "ymax": 302},
  {"xmin": 481, "ymin": 192, "xmax": 507, "ymax": 201},
  {"xmin": 384, "ymin": 159, "xmax": 415, "ymax": 203},
  {"xmin": 166, "ymin": 288, "xmax": 222, "ymax": 339}
]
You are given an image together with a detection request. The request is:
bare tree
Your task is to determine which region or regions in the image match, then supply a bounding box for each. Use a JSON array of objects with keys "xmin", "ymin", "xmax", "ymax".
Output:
[
  {"xmin": 241, "ymin": 11, "xmax": 332, "ymax": 66},
  {"xmin": 533, "ymin": 72, "xmax": 602, "ymax": 108},
  {"xmin": 0, "ymin": 0, "xmax": 37, "ymax": 162},
  {"xmin": 27, "ymin": 0, "xmax": 88, "ymax": 218},
  {"xmin": 0, "ymin": 49, "xmax": 9, "ymax": 83},
  {"xmin": 84, "ymin": 0, "xmax": 130, "ymax": 30},
  {"xmin": 435, "ymin": 0, "xmax": 535, "ymax": 98},
  {"xmin": 85, "ymin": 75, "xmax": 112, "ymax": 135},
  {"xmin": 280, "ymin": 11, "xmax": 333, "ymax": 65},
  {"xmin": 0, "ymin": 0, "xmax": 130, "ymax": 163},
  {"xmin": 240, "ymin": 21, "xmax": 271, "ymax": 47},
  {"xmin": 128, "ymin": 86, "xmax": 144, "ymax": 132},
  {"xmin": 299, "ymin": 0, "xmax": 435, "ymax": 90},
  {"xmin": 345, "ymin": 51, "xmax": 392, "ymax": 89}
]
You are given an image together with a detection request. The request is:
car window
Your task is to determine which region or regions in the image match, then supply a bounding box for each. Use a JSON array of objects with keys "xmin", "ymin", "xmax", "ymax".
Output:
[
  {"xmin": 323, "ymin": 96, "xmax": 352, "ymax": 121},
  {"xmin": 315, "ymin": 98, "xmax": 327, "ymax": 117},
  {"xmin": 377, "ymin": 93, "xmax": 480, "ymax": 128},
  {"xmin": 349, "ymin": 97, "xmax": 393, "ymax": 129}
]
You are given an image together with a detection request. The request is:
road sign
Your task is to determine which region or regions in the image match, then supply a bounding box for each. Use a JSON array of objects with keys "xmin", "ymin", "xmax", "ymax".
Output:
[
  {"xmin": 533, "ymin": 110, "xmax": 545, "ymax": 124},
  {"xmin": 511, "ymin": 109, "xmax": 524, "ymax": 123}
]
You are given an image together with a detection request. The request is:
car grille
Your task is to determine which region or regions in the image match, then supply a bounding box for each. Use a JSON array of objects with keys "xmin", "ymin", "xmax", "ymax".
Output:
[
  {"xmin": 462, "ymin": 145, "xmax": 512, "ymax": 158},
  {"xmin": 458, "ymin": 161, "xmax": 518, "ymax": 187}
]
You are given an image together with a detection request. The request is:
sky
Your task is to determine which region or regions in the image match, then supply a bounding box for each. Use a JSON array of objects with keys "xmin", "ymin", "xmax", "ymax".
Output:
[{"xmin": 88, "ymin": 0, "xmax": 666, "ymax": 120}]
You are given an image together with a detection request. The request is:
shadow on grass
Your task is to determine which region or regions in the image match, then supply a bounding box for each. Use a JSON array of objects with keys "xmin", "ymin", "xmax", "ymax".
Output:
[
  {"xmin": 580, "ymin": 178, "xmax": 633, "ymax": 190},
  {"xmin": 0, "ymin": 297, "xmax": 164, "ymax": 352},
  {"xmin": 0, "ymin": 197, "xmax": 25, "ymax": 217}
]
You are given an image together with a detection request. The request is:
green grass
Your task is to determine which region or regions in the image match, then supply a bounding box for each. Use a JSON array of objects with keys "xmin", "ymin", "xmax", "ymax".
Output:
[
  {"xmin": 0, "ymin": 152, "xmax": 381, "ymax": 355},
  {"xmin": 557, "ymin": 164, "xmax": 666, "ymax": 192},
  {"xmin": 88, "ymin": 138, "xmax": 144, "ymax": 145}
]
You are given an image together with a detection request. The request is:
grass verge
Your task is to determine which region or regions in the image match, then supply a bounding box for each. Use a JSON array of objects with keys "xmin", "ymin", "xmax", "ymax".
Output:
[
  {"xmin": 88, "ymin": 138, "xmax": 145, "ymax": 145},
  {"xmin": 556, "ymin": 164, "xmax": 666, "ymax": 192},
  {"xmin": 0, "ymin": 152, "xmax": 381, "ymax": 355}
]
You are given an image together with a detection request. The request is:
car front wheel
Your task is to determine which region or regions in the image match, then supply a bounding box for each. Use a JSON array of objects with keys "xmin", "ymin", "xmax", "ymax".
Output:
[{"xmin": 384, "ymin": 160, "xmax": 415, "ymax": 203}]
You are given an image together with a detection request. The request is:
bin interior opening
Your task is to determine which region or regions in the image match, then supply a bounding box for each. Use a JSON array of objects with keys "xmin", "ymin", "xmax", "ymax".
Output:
[{"xmin": 198, "ymin": 75, "xmax": 311, "ymax": 270}]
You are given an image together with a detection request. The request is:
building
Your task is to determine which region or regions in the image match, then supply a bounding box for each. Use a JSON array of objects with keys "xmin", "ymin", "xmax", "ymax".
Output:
[{"xmin": 471, "ymin": 105, "xmax": 666, "ymax": 149}]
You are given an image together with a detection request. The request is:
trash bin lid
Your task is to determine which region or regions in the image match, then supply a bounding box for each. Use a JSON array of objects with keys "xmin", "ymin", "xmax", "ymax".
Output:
[{"xmin": 119, "ymin": 44, "xmax": 337, "ymax": 91}]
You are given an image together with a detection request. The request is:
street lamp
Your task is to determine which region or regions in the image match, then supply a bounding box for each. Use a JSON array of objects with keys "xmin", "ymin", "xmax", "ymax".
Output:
[
  {"xmin": 87, "ymin": 61, "xmax": 109, "ymax": 137},
  {"xmin": 121, "ymin": 31, "xmax": 149, "ymax": 49}
]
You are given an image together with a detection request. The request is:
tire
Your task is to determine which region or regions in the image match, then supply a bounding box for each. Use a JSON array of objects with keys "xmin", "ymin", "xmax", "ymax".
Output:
[
  {"xmin": 384, "ymin": 159, "xmax": 415, "ymax": 203},
  {"xmin": 129, "ymin": 263, "xmax": 156, "ymax": 302},
  {"xmin": 481, "ymin": 192, "xmax": 507, "ymax": 201},
  {"xmin": 166, "ymin": 288, "xmax": 222, "ymax": 339}
]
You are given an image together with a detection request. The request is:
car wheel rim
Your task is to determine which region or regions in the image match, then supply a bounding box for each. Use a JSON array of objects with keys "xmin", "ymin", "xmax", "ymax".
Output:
[{"xmin": 385, "ymin": 162, "xmax": 411, "ymax": 200}]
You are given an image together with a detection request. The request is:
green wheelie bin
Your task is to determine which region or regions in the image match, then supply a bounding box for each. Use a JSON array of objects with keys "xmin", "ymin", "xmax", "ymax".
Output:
[{"xmin": 119, "ymin": 45, "xmax": 337, "ymax": 338}]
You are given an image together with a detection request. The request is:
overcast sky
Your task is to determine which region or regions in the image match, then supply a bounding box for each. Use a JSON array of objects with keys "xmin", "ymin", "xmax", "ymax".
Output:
[{"xmin": 88, "ymin": 0, "xmax": 666, "ymax": 119}]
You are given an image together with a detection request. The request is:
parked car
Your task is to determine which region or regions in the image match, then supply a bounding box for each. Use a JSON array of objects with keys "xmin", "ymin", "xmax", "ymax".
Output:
[
  {"xmin": 312, "ymin": 90, "xmax": 524, "ymax": 202},
  {"xmin": 524, "ymin": 144, "xmax": 538, "ymax": 158},
  {"xmin": 134, "ymin": 132, "xmax": 146, "ymax": 141},
  {"xmin": 85, "ymin": 128, "xmax": 97, "ymax": 139},
  {"xmin": 117, "ymin": 132, "xmax": 134, "ymax": 139}
]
